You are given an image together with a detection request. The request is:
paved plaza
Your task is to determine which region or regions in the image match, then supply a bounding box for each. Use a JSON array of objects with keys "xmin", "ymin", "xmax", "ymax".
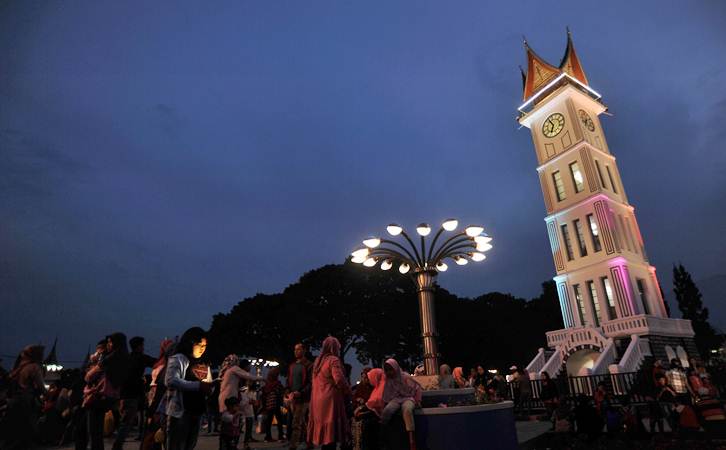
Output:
[{"xmin": 54, "ymin": 421, "xmax": 551, "ymax": 449}]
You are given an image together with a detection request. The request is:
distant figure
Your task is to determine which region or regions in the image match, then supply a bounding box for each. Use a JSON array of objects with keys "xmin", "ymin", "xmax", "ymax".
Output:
[
  {"xmin": 239, "ymin": 380, "xmax": 257, "ymax": 450},
  {"xmin": 141, "ymin": 338, "xmax": 174, "ymax": 449},
  {"xmin": 286, "ymin": 342, "xmax": 313, "ymax": 450},
  {"xmin": 366, "ymin": 359, "xmax": 422, "ymax": 450},
  {"xmin": 539, "ymin": 371, "xmax": 559, "ymax": 427},
  {"xmin": 164, "ymin": 327, "xmax": 213, "ymax": 450},
  {"xmin": 438, "ymin": 364, "xmax": 454, "ymax": 389},
  {"xmin": 84, "ymin": 333, "xmax": 129, "ymax": 450},
  {"xmin": 307, "ymin": 336, "xmax": 351, "ymax": 450},
  {"xmin": 113, "ymin": 336, "xmax": 156, "ymax": 450}
]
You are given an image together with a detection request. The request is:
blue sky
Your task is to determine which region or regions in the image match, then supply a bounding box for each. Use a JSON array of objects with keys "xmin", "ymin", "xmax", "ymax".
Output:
[{"xmin": 1, "ymin": 1, "xmax": 725, "ymax": 364}]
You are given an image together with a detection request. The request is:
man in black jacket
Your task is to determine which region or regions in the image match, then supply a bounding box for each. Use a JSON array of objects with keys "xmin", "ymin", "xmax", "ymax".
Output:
[{"xmin": 112, "ymin": 336, "xmax": 156, "ymax": 450}]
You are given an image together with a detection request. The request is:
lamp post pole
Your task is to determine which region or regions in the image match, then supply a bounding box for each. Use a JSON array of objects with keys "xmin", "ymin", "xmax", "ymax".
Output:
[
  {"xmin": 415, "ymin": 268, "xmax": 439, "ymax": 376},
  {"xmin": 350, "ymin": 220, "xmax": 493, "ymax": 376}
]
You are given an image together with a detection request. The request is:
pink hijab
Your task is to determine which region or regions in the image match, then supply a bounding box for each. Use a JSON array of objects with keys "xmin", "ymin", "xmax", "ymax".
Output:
[
  {"xmin": 313, "ymin": 336, "xmax": 341, "ymax": 375},
  {"xmin": 365, "ymin": 359, "xmax": 421, "ymax": 416}
]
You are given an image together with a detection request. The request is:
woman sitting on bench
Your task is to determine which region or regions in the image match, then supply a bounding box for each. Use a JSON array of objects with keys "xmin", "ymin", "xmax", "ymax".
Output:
[{"xmin": 366, "ymin": 359, "xmax": 422, "ymax": 450}]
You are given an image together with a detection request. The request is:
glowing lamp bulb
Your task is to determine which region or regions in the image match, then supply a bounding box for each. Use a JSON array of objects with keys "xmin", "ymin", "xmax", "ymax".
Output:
[
  {"xmin": 363, "ymin": 257, "xmax": 377, "ymax": 267},
  {"xmin": 474, "ymin": 235, "xmax": 493, "ymax": 245},
  {"xmin": 399, "ymin": 263, "xmax": 410, "ymax": 274},
  {"xmin": 387, "ymin": 224, "xmax": 403, "ymax": 236},
  {"xmin": 442, "ymin": 219, "xmax": 458, "ymax": 231},
  {"xmin": 363, "ymin": 237, "xmax": 381, "ymax": 248},
  {"xmin": 476, "ymin": 242, "xmax": 493, "ymax": 252},
  {"xmin": 471, "ymin": 252, "xmax": 486, "ymax": 262},
  {"xmin": 436, "ymin": 262, "xmax": 448, "ymax": 272},
  {"xmin": 454, "ymin": 256, "xmax": 468, "ymax": 265},
  {"xmin": 381, "ymin": 259, "xmax": 393, "ymax": 271},
  {"xmin": 351, "ymin": 248, "xmax": 369, "ymax": 258},
  {"xmin": 416, "ymin": 223, "xmax": 431, "ymax": 236},
  {"xmin": 351, "ymin": 254, "xmax": 367, "ymax": 263},
  {"xmin": 465, "ymin": 226, "xmax": 484, "ymax": 237}
]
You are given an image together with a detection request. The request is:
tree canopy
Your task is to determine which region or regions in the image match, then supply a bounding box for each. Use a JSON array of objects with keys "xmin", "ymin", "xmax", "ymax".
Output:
[
  {"xmin": 208, "ymin": 260, "xmax": 562, "ymax": 372},
  {"xmin": 673, "ymin": 263, "xmax": 721, "ymax": 357}
]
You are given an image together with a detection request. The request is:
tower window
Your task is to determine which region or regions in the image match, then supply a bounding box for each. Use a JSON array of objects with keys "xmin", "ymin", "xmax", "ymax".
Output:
[
  {"xmin": 606, "ymin": 165, "xmax": 618, "ymax": 193},
  {"xmin": 586, "ymin": 214, "xmax": 602, "ymax": 252},
  {"xmin": 569, "ymin": 162, "xmax": 585, "ymax": 193},
  {"xmin": 636, "ymin": 279, "xmax": 650, "ymax": 315},
  {"xmin": 573, "ymin": 219, "xmax": 588, "ymax": 257},
  {"xmin": 602, "ymin": 277, "xmax": 616, "ymax": 319},
  {"xmin": 573, "ymin": 284, "xmax": 587, "ymax": 326},
  {"xmin": 552, "ymin": 171, "xmax": 566, "ymax": 201},
  {"xmin": 587, "ymin": 281, "xmax": 602, "ymax": 326},
  {"xmin": 595, "ymin": 160, "xmax": 607, "ymax": 189},
  {"xmin": 561, "ymin": 224, "xmax": 574, "ymax": 261}
]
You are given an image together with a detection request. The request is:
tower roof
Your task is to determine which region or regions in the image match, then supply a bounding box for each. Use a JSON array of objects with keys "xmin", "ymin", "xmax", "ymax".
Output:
[
  {"xmin": 521, "ymin": 30, "xmax": 590, "ymax": 101},
  {"xmin": 559, "ymin": 29, "xmax": 588, "ymax": 85}
]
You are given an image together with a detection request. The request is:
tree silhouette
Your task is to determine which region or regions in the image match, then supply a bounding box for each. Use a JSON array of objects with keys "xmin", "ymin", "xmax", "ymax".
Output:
[
  {"xmin": 673, "ymin": 263, "xmax": 721, "ymax": 357},
  {"xmin": 208, "ymin": 261, "xmax": 563, "ymax": 372}
]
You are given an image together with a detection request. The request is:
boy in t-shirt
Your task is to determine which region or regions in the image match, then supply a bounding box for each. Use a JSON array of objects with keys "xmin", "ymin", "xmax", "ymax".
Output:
[{"xmin": 220, "ymin": 396, "xmax": 242, "ymax": 450}]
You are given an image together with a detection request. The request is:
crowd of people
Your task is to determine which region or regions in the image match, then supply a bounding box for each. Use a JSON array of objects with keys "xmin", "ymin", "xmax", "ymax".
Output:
[
  {"xmin": 1, "ymin": 331, "xmax": 725, "ymax": 450},
  {"xmin": 527, "ymin": 357, "xmax": 724, "ymax": 438},
  {"xmin": 0, "ymin": 331, "xmax": 434, "ymax": 450}
]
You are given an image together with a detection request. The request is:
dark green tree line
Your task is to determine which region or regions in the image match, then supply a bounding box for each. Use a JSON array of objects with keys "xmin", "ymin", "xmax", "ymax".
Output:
[{"xmin": 208, "ymin": 260, "xmax": 562, "ymax": 371}]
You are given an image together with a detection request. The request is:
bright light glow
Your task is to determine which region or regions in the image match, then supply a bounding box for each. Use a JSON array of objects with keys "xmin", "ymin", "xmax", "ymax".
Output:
[
  {"xmin": 442, "ymin": 219, "xmax": 458, "ymax": 231},
  {"xmin": 471, "ymin": 252, "xmax": 486, "ymax": 262},
  {"xmin": 351, "ymin": 254, "xmax": 367, "ymax": 263},
  {"xmin": 387, "ymin": 224, "xmax": 403, "ymax": 236},
  {"xmin": 476, "ymin": 242, "xmax": 493, "ymax": 252},
  {"xmin": 573, "ymin": 168, "xmax": 584, "ymax": 186},
  {"xmin": 381, "ymin": 259, "xmax": 393, "ymax": 271},
  {"xmin": 363, "ymin": 237, "xmax": 381, "ymax": 248},
  {"xmin": 351, "ymin": 248, "xmax": 369, "ymax": 259},
  {"xmin": 399, "ymin": 263, "xmax": 410, "ymax": 274},
  {"xmin": 474, "ymin": 235, "xmax": 493, "ymax": 245},
  {"xmin": 517, "ymin": 73, "xmax": 602, "ymax": 112},
  {"xmin": 45, "ymin": 364, "xmax": 63, "ymax": 372},
  {"xmin": 416, "ymin": 223, "xmax": 431, "ymax": 236},
  {"xmin": 436, "ymin": 262, "xmax": 448, "ymax": 272},
  {"xmin": 454, "ymin": 256, "xmax": 468, "ymax": 265},
  {"xmin": 589, "ymin": 219, "xmax": 600, "ymax": 237},
  {"xmin": 363, "ymin": 258, "xmax": 377, "ymax": 267},
  {"xmin": 488, "ymin": 369, "xmax": 498, "ymax": 374},
  {"xmin": 465, "ymin": 226, "xmax": 484, "ymax": 237}
]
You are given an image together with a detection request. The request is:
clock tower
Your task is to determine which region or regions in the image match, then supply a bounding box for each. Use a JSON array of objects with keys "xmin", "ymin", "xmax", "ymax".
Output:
[{"xmin": 518, "ymin": 31, "xmax": 697, "ymax": 379}]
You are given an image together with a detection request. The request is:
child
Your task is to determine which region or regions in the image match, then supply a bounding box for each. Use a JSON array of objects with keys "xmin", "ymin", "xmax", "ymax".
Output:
[
  {"xmin": 220, "ymin": 396, "xmax": 242, "ymax": 450},
  {"xmin": 260, "ymin": 368, "xmax": 286, "ymax": 442},
  {"xmin": 240, "ymin": 382, "xmax": 258, "ymax": 450}
]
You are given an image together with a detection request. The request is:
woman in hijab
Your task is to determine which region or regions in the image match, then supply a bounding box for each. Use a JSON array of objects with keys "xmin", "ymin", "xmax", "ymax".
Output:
[
  {"xmin": 452, "ymin": 367, "xmax": 468, "ymax": 388},
  {"xmin": 307, "ymin": 336, "xmax": 351, "ymax": 450},
  {"xmin": 366, "ymin": 359, "xmax": 422, "ymax": 450},
  {"xmin": 217, "ymin": 354, "xmax": 262, "ymax": 414},
  {"xmin": 438, "ymin": 364, "xmax": 454, "ymax": 389}
]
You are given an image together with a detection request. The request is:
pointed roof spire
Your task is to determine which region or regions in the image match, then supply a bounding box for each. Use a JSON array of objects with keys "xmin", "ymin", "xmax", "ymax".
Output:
[
  {"xmin": 44, "ymin": 337, "xmax": 58, "ymax": 365},
  {"xmin": 522, "ymin": 42, "xmax": 561, "ymax": 100},
  {"xmin": 559, "ymin": 28, "xmax": 588, "ymax": 85}
]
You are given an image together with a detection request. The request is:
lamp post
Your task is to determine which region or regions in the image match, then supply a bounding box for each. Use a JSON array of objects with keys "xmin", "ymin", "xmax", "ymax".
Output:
[{"xmin": 351, "ymin": 219, "xmax": 493, "ymax": 376}]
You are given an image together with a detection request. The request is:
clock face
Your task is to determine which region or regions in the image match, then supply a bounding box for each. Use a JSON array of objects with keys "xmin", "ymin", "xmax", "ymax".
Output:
[
  {"xmin": 542, "ymin": 113, "xmax": 565, "ymax": 138},
  {"xmin": 578, "ymin": 109, "xmax": 595, "ymax": 132}
]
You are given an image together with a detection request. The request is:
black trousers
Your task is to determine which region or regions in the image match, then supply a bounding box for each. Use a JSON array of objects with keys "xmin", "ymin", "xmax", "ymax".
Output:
[{"xmin": 263, "ymin": 407, "xmax": 284, "ymax": 440}]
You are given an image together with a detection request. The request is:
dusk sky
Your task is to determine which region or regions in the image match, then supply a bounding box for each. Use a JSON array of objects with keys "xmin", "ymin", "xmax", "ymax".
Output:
[{"xmin": 1, "ymin": 1, "xmax": 725, "ymax": 365}]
